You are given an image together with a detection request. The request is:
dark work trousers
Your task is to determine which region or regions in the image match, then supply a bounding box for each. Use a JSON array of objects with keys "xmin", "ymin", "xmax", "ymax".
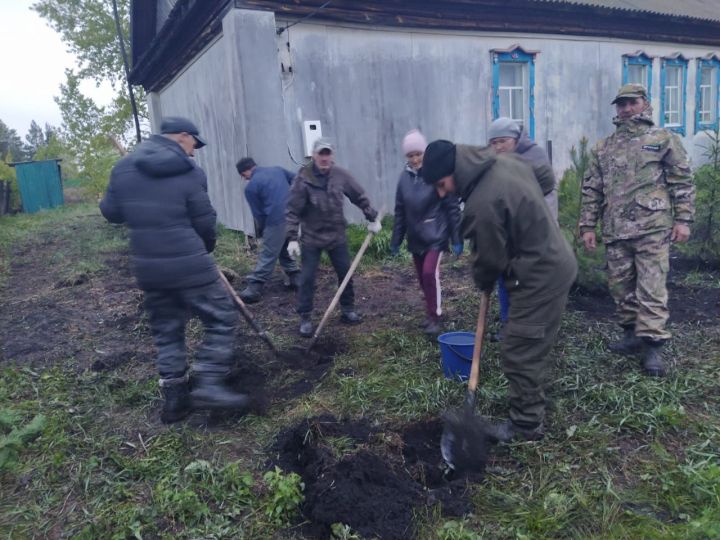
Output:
[
  {"xmin": 247, "ymin": 221, "xmax": 298, "ymax": 284},
  {"xmin": 144, "ymin": 279, "xmax": 238, "ymax": 378},
  {"xmin": 297, "ymin": 243, "xmax": 354, "ymax": 314},
  {"xmin": 500, "ymin": 285, "xmax": 570, "ymax": 428},
  {"xmin": 412, "ymin": 249, "xmax": 443, "ymax": 322}
]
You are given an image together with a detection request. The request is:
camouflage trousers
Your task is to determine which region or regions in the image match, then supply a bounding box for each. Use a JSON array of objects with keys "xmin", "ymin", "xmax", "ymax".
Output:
[{"xmin": 606, "ymin": 230, "xmax": 671, "ymax": 341}]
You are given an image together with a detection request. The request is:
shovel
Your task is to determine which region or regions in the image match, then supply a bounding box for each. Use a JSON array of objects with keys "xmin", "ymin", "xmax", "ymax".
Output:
[
  {"xmin": 440, "ymin": 291, "xmax": 492, "ymax": 472},
  {"xmin": 306, "ymin": 231, "xmax": 374, "ymax": 353},
  {"xmin": 218, "ymin": 269, "xmax": 278, "ymax": 353}
]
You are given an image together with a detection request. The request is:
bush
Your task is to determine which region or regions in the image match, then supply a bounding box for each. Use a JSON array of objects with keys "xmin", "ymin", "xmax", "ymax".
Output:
[
  {"xmin": 558, "ymin": 137, "xmax": 608, "ymax": 293},
  {"xmin": 678, "ymin": 127, "xmax": 720, "ymax": 263}
]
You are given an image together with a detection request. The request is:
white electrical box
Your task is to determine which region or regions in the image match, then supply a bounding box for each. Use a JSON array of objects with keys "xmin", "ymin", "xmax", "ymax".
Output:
[{"xmin": 302, "ymin": 120, "xmax": 322, "ymax": 157}]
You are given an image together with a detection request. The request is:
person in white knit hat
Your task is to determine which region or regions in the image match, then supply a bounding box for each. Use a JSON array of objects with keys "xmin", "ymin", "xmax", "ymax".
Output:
[{"xmin": 390, "ymin": 129, "xmax": 463, "ymax": 335}]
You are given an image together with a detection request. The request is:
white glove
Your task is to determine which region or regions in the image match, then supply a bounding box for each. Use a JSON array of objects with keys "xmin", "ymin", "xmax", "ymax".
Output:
[
  {"xmin": 367, "ymin": 219, "xmax": 382, "ymax": 234},
  {"xmin": 287, "ymin": 240, "xmax": 301, "ymax": 259}
]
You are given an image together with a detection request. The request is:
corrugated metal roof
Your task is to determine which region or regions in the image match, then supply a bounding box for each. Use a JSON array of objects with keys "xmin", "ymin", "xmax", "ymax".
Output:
[{"xmin": 536, "ymin": 0, "xmax": 720, "ymax": 22}]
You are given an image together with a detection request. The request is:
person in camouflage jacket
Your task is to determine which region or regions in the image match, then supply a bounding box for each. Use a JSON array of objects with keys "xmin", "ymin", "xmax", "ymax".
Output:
[{"xmin": 579, "ymin": 83, "xmax": 695, "ymax": 377}]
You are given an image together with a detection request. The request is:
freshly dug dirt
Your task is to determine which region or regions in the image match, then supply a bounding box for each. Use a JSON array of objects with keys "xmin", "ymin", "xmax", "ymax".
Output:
[{"xmin": 270, "ymin": 416, "xmax": 483, "ymax": 539}]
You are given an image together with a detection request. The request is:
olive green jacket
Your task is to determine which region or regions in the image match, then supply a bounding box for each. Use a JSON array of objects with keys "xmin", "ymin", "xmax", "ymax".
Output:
[
  {"xmin": 579, "ymin": 109, "xmax": 694, "ymax": 242},
  {"xmin": 454, "ymin": 145, "xmax": 577, "ymax": 303}
]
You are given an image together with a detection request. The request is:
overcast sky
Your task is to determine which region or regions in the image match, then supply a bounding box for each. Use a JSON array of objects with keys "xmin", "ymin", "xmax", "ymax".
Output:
[{"xmin": 0, "ymin": 0, "xmax": 114, "ymax": 138}]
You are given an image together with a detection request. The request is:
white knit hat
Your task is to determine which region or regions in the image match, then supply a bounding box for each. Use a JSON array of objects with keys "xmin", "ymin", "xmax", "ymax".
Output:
[{"xmin": 401, "ymin": 129, "xmax": 428, "ymax": 155}]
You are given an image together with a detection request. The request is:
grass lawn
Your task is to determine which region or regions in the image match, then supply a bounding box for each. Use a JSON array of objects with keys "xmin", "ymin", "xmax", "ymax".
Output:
[{"xmin": 0, "ymin": 204, "xmax": 718, "ymax": 539}]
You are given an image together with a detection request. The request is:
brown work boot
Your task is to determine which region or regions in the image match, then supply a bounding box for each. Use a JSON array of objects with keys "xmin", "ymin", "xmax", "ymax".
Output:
[{"xmin": 608, "ymin": 327, "xmax": 643, "ymax": 355}]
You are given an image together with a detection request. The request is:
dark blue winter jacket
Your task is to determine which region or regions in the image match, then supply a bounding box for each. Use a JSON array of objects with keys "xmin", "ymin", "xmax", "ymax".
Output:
[
  {"xmin": 244, "ymin": 166, "xmax": 295, "ymax": 231},
  {"xmin": 99, "ymin": 135, "xmax": 218, "ymax": 290},
  {"xmin": 391, "ymin": 165, "xmax": 462, "ymax": 255}
]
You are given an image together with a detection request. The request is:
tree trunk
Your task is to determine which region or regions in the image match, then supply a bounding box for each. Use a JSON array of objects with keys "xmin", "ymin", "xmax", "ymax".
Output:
[{"xmin": 0, "ymin": 181, "xmax": 10, "ymax": 215}]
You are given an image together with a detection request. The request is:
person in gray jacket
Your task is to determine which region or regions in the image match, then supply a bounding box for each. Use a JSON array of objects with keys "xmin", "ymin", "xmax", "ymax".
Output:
[
  {"xmin": 488, "ymin": 117, "xmax": 558, "ymax": 341},
  {"xmin": 489, "ymin": 118, "xmax": 558, "ymax": 219}
]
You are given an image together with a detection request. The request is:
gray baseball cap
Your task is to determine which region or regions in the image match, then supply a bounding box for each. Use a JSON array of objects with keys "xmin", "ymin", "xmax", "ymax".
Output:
[{"xmin": 312, "ymin": 137, "xmax": 334, "ymax": 153}]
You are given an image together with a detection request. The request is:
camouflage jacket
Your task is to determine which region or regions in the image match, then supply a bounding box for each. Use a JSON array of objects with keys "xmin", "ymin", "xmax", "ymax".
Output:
[{"xmin": 579, "ymin": 109, "xmax": 694, "ymax": 242}]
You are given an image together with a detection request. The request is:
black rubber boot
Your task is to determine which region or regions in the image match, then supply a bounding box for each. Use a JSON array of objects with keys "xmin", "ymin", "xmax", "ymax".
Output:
[
  {"xmin": 485, "ymin": 420, "xmax": 544, "ymax": 444},
  {"xmin": 642, "ymin": 339, "xmax": 666, "ymax": 377},
  {"xmin": 608, "ymin": 327, "xmax": 643, "ymax": 355},
  {"xmin": 340, "ymin": 308, "xmax": 362, "ymax": 325},
  {"xmin": 159, "ymin": 376, "xmax": 192, "ymax": 424},
  {"xmin": 239, "ymin": 281, "xmax": 263, "ymax": 304},
  {"xmin": 190, "ymin": 372, "xmax": 250, "ymax": 411},
  {"xmin": 299, "ymin": 314, "xmax": 313, "ymax": 337}
]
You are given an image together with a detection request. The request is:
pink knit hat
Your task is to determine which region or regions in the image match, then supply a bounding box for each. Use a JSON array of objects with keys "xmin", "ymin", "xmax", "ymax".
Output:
[{"xmin": 402, "ymin": 129, "xmax": 427, "ymax": 155}]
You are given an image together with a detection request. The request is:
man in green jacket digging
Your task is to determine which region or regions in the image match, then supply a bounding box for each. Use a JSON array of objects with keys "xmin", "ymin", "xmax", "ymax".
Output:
[{"xmin": 422, "ymin": 140, "xmax": 577, "ymax": 442}]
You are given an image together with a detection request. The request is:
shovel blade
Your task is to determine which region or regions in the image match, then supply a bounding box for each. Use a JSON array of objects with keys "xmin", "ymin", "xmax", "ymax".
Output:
[{"xmin": 441, "ymin": 408, "xmax": 491, "ymax": 473}]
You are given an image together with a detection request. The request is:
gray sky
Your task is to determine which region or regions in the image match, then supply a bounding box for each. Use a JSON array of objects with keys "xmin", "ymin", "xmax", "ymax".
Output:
[{"xmin": 0, "ymin": 0, "xmax": 114, "ymax": 138}]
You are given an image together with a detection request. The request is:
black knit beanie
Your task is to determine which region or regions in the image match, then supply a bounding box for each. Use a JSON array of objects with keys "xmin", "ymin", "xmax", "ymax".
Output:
[{"xmin": 421, "ymin": 140, "xmax": 456, "ymax": 184}]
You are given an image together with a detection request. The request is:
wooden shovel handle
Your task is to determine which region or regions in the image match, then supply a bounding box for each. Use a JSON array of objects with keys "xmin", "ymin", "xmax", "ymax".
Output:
[
  {"xmin": 218, "ymin": 269, "xmax": 278, "ymax": 352},
  {"xmin": 468, "ymin": 291, "xmax": 491, "ymax": 393},
  {"xmin": 307, "ymin": 231, "xmax": 374, "ymax": 351}
]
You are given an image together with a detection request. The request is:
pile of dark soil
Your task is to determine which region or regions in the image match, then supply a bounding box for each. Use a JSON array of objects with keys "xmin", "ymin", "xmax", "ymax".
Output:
[{"xmin": 270, "ymin": 416, "xmax": 484, "ymax": 539}]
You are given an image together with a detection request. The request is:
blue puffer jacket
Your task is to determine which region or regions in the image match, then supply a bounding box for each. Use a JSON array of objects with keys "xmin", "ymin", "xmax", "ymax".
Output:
[
  {"xmin": 391, "ymin": 165, "xmax": 462, "ymax": 255},
  {"xmin": 244, "ymin": 166, "xmax": 295, "ymax": 230},
  {"xmin": 100, "ymin": 135, "xmax": 218, "ymax": 290}
]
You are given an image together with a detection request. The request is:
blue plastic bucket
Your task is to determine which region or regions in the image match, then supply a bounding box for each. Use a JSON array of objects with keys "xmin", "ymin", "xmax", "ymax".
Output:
[{"xmin": 437, "ymin": 331, "xmax": 475, "ymax": 381}]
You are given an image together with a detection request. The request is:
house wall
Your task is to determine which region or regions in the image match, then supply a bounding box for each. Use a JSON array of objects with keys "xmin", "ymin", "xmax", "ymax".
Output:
[{"xmin": 149, "ymin": 8, "xmax": 718, "ymax": 232}]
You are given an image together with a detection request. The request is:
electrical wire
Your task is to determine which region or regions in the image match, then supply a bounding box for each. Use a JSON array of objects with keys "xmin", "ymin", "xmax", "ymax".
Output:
[{"xmin": 276, "ymin": 1, "xmax": 333, "ymax": 35}]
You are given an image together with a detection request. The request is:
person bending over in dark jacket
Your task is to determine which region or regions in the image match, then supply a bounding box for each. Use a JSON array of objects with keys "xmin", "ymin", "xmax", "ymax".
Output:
[
  {"xmin": 422, "ymin": 139, "xmax": 577, "ymax": 443},
  {"xmin": 100, "ymin": 117, "xmax": 249, "ymax": 424},
  {"xmin": 286, "ymin": 137, "xmax": 381, "ymax": 338},
  {"xmin": 390, "ymin": 130, "xmax": 462, "ymax": 336},
  {"xmin": 235, "ymin": 157, "xmax": 300, "ymax": 303}
]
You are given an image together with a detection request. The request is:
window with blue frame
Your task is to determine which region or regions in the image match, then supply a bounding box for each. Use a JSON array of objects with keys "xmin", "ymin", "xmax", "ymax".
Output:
[
  {"xmin": 696, "ymin": 55, "xmax": 720, "ymax": 132},
  {"xmin": 491, "ymin": 46, "xmax": 537, "ymax": 139},
  {"xmin": 622, "ymin": 52, "xmax": 653, "ymax": 101},
  {"xmin": 660, "ymin": 55, "xmax": 688, "ymax": 135}
]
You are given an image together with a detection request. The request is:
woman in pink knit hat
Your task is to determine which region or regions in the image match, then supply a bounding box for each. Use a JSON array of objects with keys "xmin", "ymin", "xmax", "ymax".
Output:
[{"xmin": 390, "ymin": 129, "xmax": 463, "ymax": 335}]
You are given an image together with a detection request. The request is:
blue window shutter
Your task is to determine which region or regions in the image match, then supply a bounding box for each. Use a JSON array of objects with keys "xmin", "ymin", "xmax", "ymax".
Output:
[
  {"xmin": 623, "ymin": 53, "xmax": 653, "ymax": 102},
  {"xmin": 529, "ymin": 55, "xmax": 535, "ymax": 139},
  {"xmin": 660, "ymin": 56, "xmax": 688, "ymax": 136},
  {"xmin": 696, "ymin": 57, "xmax": 720, "ymax": 133},
  {"xmin": 491, "ymin": 48, "xmax": 536, "ymax": 138},
  {"xmin": 492, "ymin": 53, "xmax": 500, "ymax": 120}
]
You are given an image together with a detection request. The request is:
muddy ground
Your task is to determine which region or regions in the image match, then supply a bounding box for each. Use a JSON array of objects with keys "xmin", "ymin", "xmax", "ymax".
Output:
[{"xmin": 2, "ymin": 219, "xmax": 720, "ymax": 538}]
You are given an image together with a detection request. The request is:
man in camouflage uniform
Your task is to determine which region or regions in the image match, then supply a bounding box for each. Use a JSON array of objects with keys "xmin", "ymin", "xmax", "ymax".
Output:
[{"xmin": 580, "ymin": 83, "xmax": 695, "ymax": 377}]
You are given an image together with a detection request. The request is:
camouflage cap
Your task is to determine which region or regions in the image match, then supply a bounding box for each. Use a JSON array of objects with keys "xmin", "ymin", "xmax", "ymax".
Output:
[{"xmin": 611, "ymin": 83, "xmax": 648, "ymax": 104}]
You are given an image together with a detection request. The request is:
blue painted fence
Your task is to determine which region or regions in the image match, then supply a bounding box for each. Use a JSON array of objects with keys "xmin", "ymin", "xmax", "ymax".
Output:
[{"xmin": 12, "ymin": 160, "xmax": 64, "ymax": 214}]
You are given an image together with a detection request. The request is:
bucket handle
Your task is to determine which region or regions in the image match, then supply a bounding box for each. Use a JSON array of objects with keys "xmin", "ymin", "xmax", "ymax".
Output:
[{"xmin": 446, "ymin": 344, "xmax": 473, "ymax": 363}]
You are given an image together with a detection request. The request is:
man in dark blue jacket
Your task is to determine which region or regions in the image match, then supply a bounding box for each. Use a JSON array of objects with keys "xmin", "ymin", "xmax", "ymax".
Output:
[
  {"xmin": 236, "ymin": 158, "xmax": 299, "ymax": 303},
  {"xmin": 100, "ymin": 117, "xmax": 248, "ymax": 424}
]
